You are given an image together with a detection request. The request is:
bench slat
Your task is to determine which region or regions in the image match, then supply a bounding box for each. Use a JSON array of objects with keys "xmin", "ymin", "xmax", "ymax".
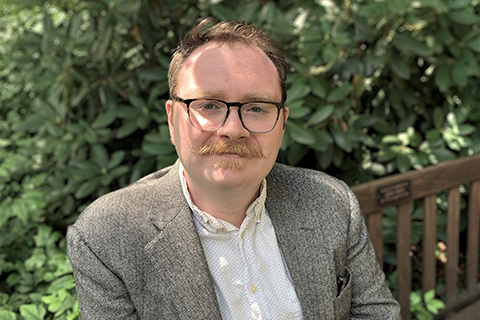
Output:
[
  {"xmin": 352, "ymin": 154, "xmax": 480, "ymax": 215},
  {"xmin": 397, "ymin": 202, "xmax": 412, "ymax": 320},
  {"xmin": 367, "ymin": 212, "xmax": 384, "ymax": 268},
  {"xmin": 466, "ymin": 180, "xmax": 480, "ymax": 292},
  {"xmin": 446, "ymin": 187, "xmax": 461, "ymax": 304},
  {"xmin": 423, "ymin": 194, "xmax": 437, "ymax": 293},
  {"xmin": 351, "ymin": 154, "xmax": 480, "ymax": 318}
]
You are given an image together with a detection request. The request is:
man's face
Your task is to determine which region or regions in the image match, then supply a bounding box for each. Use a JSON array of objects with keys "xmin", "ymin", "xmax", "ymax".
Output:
[{"xmin": 166, "ymin": 42, "xmax": 288, "ymax": 191}]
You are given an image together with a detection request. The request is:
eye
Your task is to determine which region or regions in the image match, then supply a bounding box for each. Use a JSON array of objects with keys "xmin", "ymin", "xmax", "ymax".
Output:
[
  {"xmin": 191, "ymin": 100, "xmax": 225, "ymax": 113},
  {"xmin": 244, "ymin": 103, "xmax": 274, "ymax": 114},
  {"xmin": 201, "ymin": 103, "xmax": 221, "ymax": 110}
]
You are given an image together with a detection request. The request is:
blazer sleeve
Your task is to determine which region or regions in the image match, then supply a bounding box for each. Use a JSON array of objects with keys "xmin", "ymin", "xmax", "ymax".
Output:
[
  {"xmin": 342, "ymin": 183, "xmax": 401, "ymax": 320},
  {"xmin": 67, "ymin": 225, "xmax": 140, "ymax": 320}
]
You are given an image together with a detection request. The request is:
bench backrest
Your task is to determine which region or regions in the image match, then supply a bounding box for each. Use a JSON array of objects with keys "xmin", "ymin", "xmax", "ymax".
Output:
[{"xmin": 351, "ymin": 154, "xmax": 480, "ymax": 320}]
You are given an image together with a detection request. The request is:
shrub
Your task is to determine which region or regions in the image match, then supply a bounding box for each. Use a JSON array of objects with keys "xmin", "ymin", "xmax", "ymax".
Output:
[{"xmin": 1, "ymin": 0, "xmax": 478, "ymax": 318}]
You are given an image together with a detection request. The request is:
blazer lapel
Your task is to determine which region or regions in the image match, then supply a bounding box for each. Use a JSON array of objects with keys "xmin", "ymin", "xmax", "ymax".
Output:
[
  {"xmin": 266, "ymin": 165, "xmax": 333, "ymax": 319},
  {"xmin": 144, "ymin": 163, "xmax": 222, "ymax": 319}
]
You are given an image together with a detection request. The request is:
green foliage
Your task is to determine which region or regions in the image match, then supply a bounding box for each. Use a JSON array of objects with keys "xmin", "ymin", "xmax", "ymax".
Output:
[
  {"xmin": 1, "ymin": 0, "xmax": 479, "ymax": 318},
  {"xmin": 410, "ymin": 289, "xmax": 446, "ymax": 320}
]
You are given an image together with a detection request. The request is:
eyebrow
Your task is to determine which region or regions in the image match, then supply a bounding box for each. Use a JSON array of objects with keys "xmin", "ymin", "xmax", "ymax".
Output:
[{"xmin": 200, "ymin": 91, "xmax": 279, "ymax": 102}]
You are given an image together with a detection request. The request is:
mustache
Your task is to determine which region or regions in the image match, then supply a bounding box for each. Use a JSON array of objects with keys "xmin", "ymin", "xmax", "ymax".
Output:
[{"xmin": 195, "ymin": 139, "xmax": 264, "ymax": 158}]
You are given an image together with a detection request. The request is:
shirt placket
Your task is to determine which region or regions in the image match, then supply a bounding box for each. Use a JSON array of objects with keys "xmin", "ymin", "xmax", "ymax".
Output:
[{"xmin": 239, "ymin": 216, "xmax": 265, "ymax": 319}]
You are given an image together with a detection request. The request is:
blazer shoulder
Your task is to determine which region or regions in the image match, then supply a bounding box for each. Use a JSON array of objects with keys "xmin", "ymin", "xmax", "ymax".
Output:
[
  {"xmin": 71, "ymin": 163, "xmax": 181, "ymax": 239},
  {"xmin": 269, "ymin": 163, "xmax": 352, "ymax": 199}
]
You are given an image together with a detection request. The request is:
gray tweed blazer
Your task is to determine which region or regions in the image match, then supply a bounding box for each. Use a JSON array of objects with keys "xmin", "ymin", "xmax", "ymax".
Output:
[{"xmin": 67, "ymin": 161, "xmax": 401, "ymax": 319}]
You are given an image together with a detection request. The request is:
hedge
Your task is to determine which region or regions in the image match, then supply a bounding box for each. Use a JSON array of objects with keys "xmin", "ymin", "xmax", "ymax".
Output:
[{"xmin": 0, "ymin": 0, "xmax": 479, "ymax": 319}]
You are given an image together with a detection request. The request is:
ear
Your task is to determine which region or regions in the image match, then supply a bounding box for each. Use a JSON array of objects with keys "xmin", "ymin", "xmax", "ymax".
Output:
[
  {"xmin": 165, "ymin": 99, "xmax": 175, "ymax": 145},
  {"xmin": 282, "ymin": 106, "xmax": 289, "ymax": 130}
]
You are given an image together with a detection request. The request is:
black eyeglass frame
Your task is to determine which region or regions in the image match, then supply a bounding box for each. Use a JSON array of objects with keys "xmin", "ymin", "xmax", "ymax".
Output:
[{"xmin": 172, "ymin": 96, "xmax": 285, "ymax": 134}]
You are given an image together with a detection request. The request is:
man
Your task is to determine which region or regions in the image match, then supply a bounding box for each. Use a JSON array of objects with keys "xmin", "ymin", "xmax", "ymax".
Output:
[{"xmin": 67, "ymin": 20, "xmax": 401, "ymax": 319}]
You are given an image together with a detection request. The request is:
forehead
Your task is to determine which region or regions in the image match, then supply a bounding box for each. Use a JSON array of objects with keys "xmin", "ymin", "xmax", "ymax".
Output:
[{"xmin": 176, "ymin": 42, "xmax": 281, "ymax": 101}]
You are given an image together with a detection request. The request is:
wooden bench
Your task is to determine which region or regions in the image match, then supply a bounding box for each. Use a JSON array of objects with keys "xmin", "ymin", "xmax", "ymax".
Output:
[{"xmin": 351, "ymin": 153, "xmax": 480, "ymax": 320}]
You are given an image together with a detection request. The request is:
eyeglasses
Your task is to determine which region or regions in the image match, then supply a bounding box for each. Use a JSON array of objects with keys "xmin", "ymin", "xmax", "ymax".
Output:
[{"xmin": 172, "ymin": 96, "xmax": 285, "ymax": 134}]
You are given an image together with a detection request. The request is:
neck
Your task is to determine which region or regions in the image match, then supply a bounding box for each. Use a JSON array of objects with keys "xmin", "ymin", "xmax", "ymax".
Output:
[{"xmin": 185, "ymin": 177, "xmax": 261, "ymax": 228}]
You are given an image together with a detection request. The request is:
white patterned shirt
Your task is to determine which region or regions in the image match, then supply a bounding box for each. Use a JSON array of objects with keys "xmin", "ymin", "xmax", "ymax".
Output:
[{"xmin": 179, "ymin": 164, "xmax": 304, "ymax": 320}]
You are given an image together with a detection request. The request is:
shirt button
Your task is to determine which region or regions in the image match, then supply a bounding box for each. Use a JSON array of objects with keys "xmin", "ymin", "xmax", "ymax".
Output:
[
  {"xmin": 241, "ymin": 231, "xmax": 245, "ymax": 238},
  {"xmin": 250, "ymin": 284, "xmax": 257, "ymax": 293}
]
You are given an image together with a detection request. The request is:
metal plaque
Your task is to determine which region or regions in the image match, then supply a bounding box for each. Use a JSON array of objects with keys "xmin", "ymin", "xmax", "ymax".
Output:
[{"xmin": 376, "ymin": 180, "xmax": 411, "ymax": 206}]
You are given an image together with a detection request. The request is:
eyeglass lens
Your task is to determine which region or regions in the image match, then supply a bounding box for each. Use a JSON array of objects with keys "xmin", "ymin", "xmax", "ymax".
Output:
[{"xmin": 189, "ymin": 100, "xmax": 279, "ymax": 133}]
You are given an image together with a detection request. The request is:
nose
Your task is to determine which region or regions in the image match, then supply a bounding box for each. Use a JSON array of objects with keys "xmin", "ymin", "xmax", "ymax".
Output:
[{"xmin": 216, "ymin": 107, "xmax": 250, "ymax": 140}]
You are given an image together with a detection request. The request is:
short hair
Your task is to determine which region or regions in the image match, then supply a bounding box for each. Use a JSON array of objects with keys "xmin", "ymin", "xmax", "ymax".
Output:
[{"xmin": 168, "ymin": 19, "xmax": 287, "ymax": 102}]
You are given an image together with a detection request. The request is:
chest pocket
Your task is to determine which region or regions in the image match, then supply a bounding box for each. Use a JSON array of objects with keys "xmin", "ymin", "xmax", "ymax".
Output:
[{"xmin": 333, "ymin": 268, "xmax": 351, "ymax": 320}]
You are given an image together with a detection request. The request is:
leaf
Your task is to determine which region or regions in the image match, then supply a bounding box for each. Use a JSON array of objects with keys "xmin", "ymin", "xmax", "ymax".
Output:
[
  {"xmin": 388, "ymin": 0, "xmax": 409, "ymax": 14},
  {"xmin": 24, "ymin": 248, "xmax": 47, "ymax": 271},
  {"xmin": 137, "ymin": 114, "xmax": 151, "ymax": 129},
  {"xmin": 12, "ymin": 114, "xmax": 46, "ymax": 132},
  {"xmin": 33, "ymin": 224, "xmax": 55, "ymax": 247},
  {"xmin": 326, "ymin": 84, "xmax": 353, "ymax": 103},
  {"xmin": 19, "ymin": 304, "xmax": 46, "ymax": 320},
  {"xmin": 331, "ymin": 32, "xmax": 351, "ymax": 46},
  {"xmin": 448, "ymin": 0, "xmax": 473, "ymax": 10},
  {"xmin": 390, "ymin": 56, "xmax": 411, "ymax": 80},
  {"xmin": 92, "ymin": 110, "xmax": 116, "ymax": 129},
  {"xmin": 317, "ymin": 144, "xmax": 334, "ymax": 169},
  {"xmin": 287, "ymin": 80, "xmax": 311, "ymax": 102},
  {"xmin": 433, "ymin": 107, "xmax": 445, "ymax": 128},
  {"xmin": 434, "ymin": 65, "xmax": 450, "ymax": 92},
  {"xmin": 136, "ymin": 67, "xmax": 167, "ymax": 81},
  {"xmin": 32, "ymin": 98, "xmax": 56, "ymax": 120},
  {"xmin": 287, "ymin": 143, "xmax": 309, "ymax": 166},
  {"xmin": 91, "ymin": 144, "xmax": 109, "ymax": 168},
  {"xmin": 113, "ymin": 0, "xmax": 141, "ymax": 14},
  {"xmin": 116, "ymin": 119, "xmax": 138, "ymax": 139},
  {"xmin": 0, "ymin": 293, "xmax": 9, "ymax": 305},
  {"xmin": 239, "ymin": 0, "xmax": 260, "ymax": 23},
  {"xmin": 424, "ymin": 289, "xmax": 435, "ymax": 303},
  {"xmin": 467, "ymin": 39, "xmax": 480, "ymax": 53},
  {"xmin": 286, "ymin": 121, "xmax": 316, "ymax": 145},
  {"xmin": 210, "ymin": 4, "xmax": 237, "ymax": 21},
  {"xmin": 451, "ymin": 63, "xmax": 468, "ymax": 87},
  {"xmin": 458, "ymin": 124, "xmax": 476, "ymax": 136},
  {"xmin": 47, "ymin": 275, "xmax": 76, "ymax": 294},
  {"xmin": 393, "ymin": 33, "xmax": 433, "ymax": 56},
  {"xmin": 109, "ymin": 166, "xmax": 130, "ymax": 178},
  {"xmin": 398, "ymin": 114, "xmax": 417, "ymax": 132},
  {"xmin": 447, "ymin": 10, "xmax": 479, "ymax": 25},
  {"xmin": 0, "ymin": 310, "xmax": 16, "ymax": 320},
  {"xmin": 43, "ymin": 13, "xmax": 53, "ymax": 37},
  {"xmin": 432, "ymin": 147, "xmax": 457, "ymax": 162},
  {"xmin": 331, "ymin": 125, "xmax": 352, "ymax": 152},
  {"xmin": 346, "ymin": 57, "xmax": 365, "ymax": 76},
  {"xmin": 322, "ymin": 44, "xmax": 339, "ymax": 61},
  {"xmin": 307, "ymin": 105, "xmax": 335, "ymax": 125},
  {"xmin": 359, "ymin": 2, "xmax": 387, "ymax": 15},
  {"xmin": 107, "ymin": 151, "xmax": 125, "ymax": 169},
  {"xmin": 354, "ymin": 115, "xmax": 379, "ymax": 128},
  {"xmin": 75, "ymin": 177, "xmax": 100, "ymax": 199},
  {"xmin": 128, "ymin": 95, "xmax": 147, "ymax": 110},
  {"xmin": 309, "ymin": 77, "xmax": 327, "ymax": 99},
  {"xmin": 116, "ymin": 106, "xmax": 140, "ymax": 118},
  {"xmin": 69, "ymin": 12, "xmax": 84, "ymax": 38},
  {"xmin": 396, "ymin": 153, "xmax": 411, "ymax": 172},
  {"xmin": 97, "ymin": 25, "xmax": 113, "ymax": 61},
  {"xmin": 287, "ymin": 106, "xmax": 310, "ymax": 119},
  {"xmin": 259, "ymin": 1, "xmax": 277, "ymax": 24},
  {"xmin": 141, "ymin": 142, "xmax": 175, "ymax": 156}
]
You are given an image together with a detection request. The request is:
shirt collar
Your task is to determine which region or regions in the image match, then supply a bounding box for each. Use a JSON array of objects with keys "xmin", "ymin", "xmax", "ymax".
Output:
[{"xmin": 178, "ymin": 162, "xmax": 267, "ymax": 231}]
